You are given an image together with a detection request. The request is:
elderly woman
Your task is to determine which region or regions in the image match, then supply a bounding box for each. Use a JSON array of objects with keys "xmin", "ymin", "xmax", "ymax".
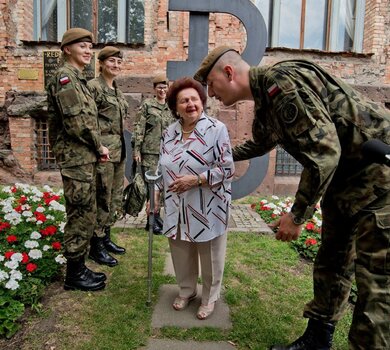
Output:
[{"xmin": 155, "ymin": 77, "xmax": 234, "ymax": 320}]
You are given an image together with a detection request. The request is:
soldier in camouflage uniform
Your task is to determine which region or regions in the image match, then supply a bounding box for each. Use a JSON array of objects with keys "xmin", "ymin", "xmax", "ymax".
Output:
[
  {"xmin": 133, "ymin": 74, "xmax": 175, "ymax": 233},
  {"xmin": 47, "ymin": 28, "xmax": 110, "ymax": 292},
  {"xmin": 87, "ymin": 46, "xmax": 128, "ymax": 266},
  {"xmin": 195, "ymin": 46, "xmax": 390, "ymax": 350}
]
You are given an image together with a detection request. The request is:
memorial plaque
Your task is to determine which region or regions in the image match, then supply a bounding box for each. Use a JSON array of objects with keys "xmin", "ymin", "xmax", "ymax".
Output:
[{"xmin": 43, "ymin": 50, "xmax": 96, "ymax": 87}]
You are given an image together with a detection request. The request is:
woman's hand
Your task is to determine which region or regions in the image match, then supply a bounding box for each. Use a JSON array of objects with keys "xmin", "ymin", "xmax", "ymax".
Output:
[{"xmin": 168, "ymin": 175, "xmax": 198, "ymax": 194}]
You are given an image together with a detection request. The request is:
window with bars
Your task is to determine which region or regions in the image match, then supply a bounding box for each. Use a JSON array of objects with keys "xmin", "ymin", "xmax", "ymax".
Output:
[
  {"xmin": 275, "ymin": 146, "xmax": 303, "ymax": 176},
  {"xmin": 36, "ymin": 119, "xmax": 57, "ymax": 170},
  {"xmin": 254, "ymin": 0, "xmax": 365, "ymax": 52},
  {"xmin": 33, "ymin": 0, "xmax": 145, "ymax": 44}
]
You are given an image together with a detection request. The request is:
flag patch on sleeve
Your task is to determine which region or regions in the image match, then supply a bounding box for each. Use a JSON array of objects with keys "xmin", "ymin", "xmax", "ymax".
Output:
[
  {"xmin": 59, "ymin": 76, "xmax": 70, "ymax": 85},
  {"xmin": 267, "ymin": 83, "xmax": 281, "ymax": 98}
]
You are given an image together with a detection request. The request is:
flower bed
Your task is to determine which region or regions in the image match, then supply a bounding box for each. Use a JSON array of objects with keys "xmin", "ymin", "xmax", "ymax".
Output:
[
  {"xmin": 0, "ymin": 184, "xmax": 66, "ymax": 338},
  {"xmin": 251, "ymin": 196, "xmax": 322, "ymax": 261}
]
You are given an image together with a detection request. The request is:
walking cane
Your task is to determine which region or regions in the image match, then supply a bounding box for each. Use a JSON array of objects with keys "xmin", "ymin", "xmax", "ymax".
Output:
[{"xmin": 144, "ymin": 170, "xmax": 162, "ymax": 306}]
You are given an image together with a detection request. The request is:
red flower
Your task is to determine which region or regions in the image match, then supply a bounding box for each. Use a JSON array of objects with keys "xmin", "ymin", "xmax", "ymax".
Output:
[
  {"xmin": 40, "ymin": 225, "xmax": 57, "ymax": 236},
  {"xmin": 0, "ymin": 221, "xmax": 11, "ymax": 232},
  {"xmin": 6, "ymin": 235, "xmax": 17, "ymax": 243},
  {"xmin": 52, "ymin": 241, "xmax": 61, "ymax": 250},
  {"xmin": 26, "ymin": 263, "xmax": 38, "ymax": 273},
  {"xmin": 4, "ymin": 251, "xmax": 14, "ymax": 259},
  {"xmin": 305, "ymin": 238, "xmax": 318, "ymax": 246},
  {"xmin": 22, "ymin": 252, "xmax": 29, "ymax": 264},
  {"xmin": 18, "ymin": 195, "xmax": 28, "ymax": 204},
  {"xmin": 14, "ymin": 205, "xmax": 23, "ymax": 213},
  {"xmin": 305, "ymin": 222, "xmax": 315, "ymax": 231},
  {"xmin": 34, "ymin": 212, "xmax": 47, "ymax": 222},
  {"xmin": 11, "ymin": 186, "xmax": 17, "ymax": 193},
  {"xmin": 43, "ymin": 193, "xmax": 61, "ymax": 205}
]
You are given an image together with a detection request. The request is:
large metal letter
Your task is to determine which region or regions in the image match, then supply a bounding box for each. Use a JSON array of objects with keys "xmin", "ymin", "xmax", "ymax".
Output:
[
  {"xmin": 167, "ymin": 0, "xmax": 267, "ymax": 79},
  {"xmin": 167, "ymin": 0, "xmax": 269, "ymax": 199}
]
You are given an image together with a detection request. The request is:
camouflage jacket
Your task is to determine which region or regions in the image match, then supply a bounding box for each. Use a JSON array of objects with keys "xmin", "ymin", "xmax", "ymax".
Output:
[
  {"xmin": 233, "ymin": 60, "xmax": 390, "ymax": 219},
  {"xmin": 47, "ymin": 62, "xmax": 101, "ymax": 168},
  {"xmin": 88, "ymin": 75, "xmax": 128, "ymax": 162},
  {"xmin": 133, "ymin": 98, "xmax": 174, "ymax": 156}
]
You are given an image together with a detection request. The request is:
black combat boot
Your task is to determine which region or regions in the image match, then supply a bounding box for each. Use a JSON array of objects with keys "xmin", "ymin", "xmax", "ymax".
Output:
[
  {"xmin": 89, "ymin": 236, "xmax": 118, "ymax": 267},
  {"xmin": 152, "ymin": 214, "xmax": 163, "ymax": 235},
  {"xmin": 270, "ymin": 319, "xmax": 335, "ymax": 350},
  {"xmin": 83, "ymin": 265, "xmax": 107, "ymax": 282},
  {"xmin": 144, "ymin": 216, "xmax": 150, "ymax": 231},
  {"xmin": 102, "ymin": 227, "xmax": 126, "ymax": 255},
  {"xmin": 155, "ymin": 212, "xmax": 164, "ymax": 231},
  {"xmin": 64, "ymin": 257, "xmax": 106, "ymax": 291}
]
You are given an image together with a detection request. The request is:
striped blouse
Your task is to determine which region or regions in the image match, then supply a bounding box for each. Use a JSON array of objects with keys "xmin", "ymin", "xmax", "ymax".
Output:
[{"xmin": 158, "ymin": 113, "xmax": 235, "ymax": 242}]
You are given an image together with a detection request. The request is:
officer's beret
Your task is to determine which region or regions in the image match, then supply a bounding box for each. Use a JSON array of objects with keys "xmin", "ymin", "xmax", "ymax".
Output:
[
  {"xmin": 193, "ymin": 46, "xmax": 238, "ymax": 84},
  {"xmin": 152, "ymin": 74, "xmax": 168, "ymax": 85},
  {"xmin": 98, "ymin": 46, "xmax": 123, "ymax": 61},
  {"xmin": 60, "ymin": 28, "xmax": 93, "ymax": 50}
]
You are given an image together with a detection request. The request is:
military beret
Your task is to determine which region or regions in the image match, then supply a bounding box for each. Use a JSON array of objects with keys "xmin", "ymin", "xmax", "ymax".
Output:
[
  {"xmin": 60, "ymin": 28, "xmax": 93, "ymax": 50},
  {"xmin": 98, "ymin": 46, "xmax": 123, "ymax": 61},
  {"xmin": 152, "ymin": 74, "xmax": 168, "ymax": 85},
  {"xmin": 193, "ymin": 46, "xmax": 238, "ymax": 84}
]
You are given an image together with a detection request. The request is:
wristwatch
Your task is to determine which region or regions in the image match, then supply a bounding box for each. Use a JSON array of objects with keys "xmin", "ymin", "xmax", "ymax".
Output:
[{"xmin": 289, "ymin": 212, "xmax": 305, "ymax": 225}]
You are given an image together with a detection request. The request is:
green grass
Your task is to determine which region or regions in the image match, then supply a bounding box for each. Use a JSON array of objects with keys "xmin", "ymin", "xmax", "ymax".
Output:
[{"xmin": 5, "ymin": 228, "xmax": 352, "ymax": 350}]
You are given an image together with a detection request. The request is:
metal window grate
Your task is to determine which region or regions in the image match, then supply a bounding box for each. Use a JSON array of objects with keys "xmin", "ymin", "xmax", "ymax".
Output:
[
  {"xmin": 275, "ymin": 146, "xmax": 303, "ymax": 176},
  {"xmin": 36, "ymin": 119, "xmax": 57, "ymax": 170}
]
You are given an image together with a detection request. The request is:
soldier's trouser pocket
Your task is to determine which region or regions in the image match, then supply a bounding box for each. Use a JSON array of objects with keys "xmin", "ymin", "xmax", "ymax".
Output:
[
  {"xmin": 61, "ymin": 164, "xmax": 95, "ymax": 207},
  {"xmin": 357, "ymin": 192, "xmax": 390, "ymax": 274}
]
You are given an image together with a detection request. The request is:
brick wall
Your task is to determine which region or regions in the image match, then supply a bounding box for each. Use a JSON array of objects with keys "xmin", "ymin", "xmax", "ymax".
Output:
[{"xmin": 0, "ymin": 0, "xmax": 389, "ymax": 194}]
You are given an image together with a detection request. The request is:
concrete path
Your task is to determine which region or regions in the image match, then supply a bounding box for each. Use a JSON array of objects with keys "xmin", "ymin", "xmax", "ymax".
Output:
[{"xmin": 115, "ymin": 204, "xmax": 271, "ymax": 349}]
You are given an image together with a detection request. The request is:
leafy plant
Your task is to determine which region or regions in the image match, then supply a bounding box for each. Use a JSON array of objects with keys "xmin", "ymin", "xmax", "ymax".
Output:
[{"xmin": 0, "ymin": 184, "xmax": 66, "ymax": 338}]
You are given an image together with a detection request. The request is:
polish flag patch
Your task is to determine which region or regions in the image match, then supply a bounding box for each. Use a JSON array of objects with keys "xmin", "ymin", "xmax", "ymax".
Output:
[
  {"xmin": 267, "ymin": 83, "xmax": 281, "ymax": 98},
  {"xmin": 59, "ymin": 76, "xmax": 70, "ymax": 85}
]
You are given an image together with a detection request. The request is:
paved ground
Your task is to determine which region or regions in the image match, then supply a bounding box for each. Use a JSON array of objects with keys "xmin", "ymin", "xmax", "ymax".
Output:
[
  {"xmin": 116, "ymin": 204, "xmax": 271, "ymax": 350},
  {"xmin": 115, "ymin": 203, "xmax": 273, "ymax": 234}
]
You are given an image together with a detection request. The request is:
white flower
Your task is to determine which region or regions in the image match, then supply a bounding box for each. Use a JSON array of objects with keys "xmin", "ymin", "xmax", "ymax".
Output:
[
  {"xmin": 46, "ymin": 215, "xmax": 55, "ymax": 221},
  {"xmin": 0, "ymin": 270, "xmax": 9, "ymax": 282},
  {"xmin": 55, "ymin": 254, "xmax": 67, "ymax": 265},
  {"xmin": 43, "ymin": 185, "xmax": 53, "ymax": 192},
  {"xmin": 25, "ymin": 240, "xmax": 39, "ymax": 249},
  {"xmin": 0, "ymin": 255, "xmax": 4, "ymax": 262},
  {"xmin": 35, "ymin": 206, "xmax": 45, "ymax": 213},
  {"xmin": 42, "ymin": 245, "xmax": 51, "ymax": 251},
  {"xmin": 49, "ymin": 200, "xmax": 66, "ymax": 212},
  {"xmin": 4, "ymin": 211, "xmax": 22, "ymax": 225},
  {"xmin": 22, "ymin": 210, "xmax": 33, "ymax": 217},
  {"xmin": 30, "ymin": 231, "xmax": 41, "ymax": 239},
  {"xmin": 271, "ymin": 195, "xmax": 280, "ymax": 200},
  {"xmin": 5, "ymin": 279, "xmax": 19, "ymax": 290},
  {"xmin": 10, "ymin": 269, "xmax": 23, "ymax": 281},
  {"xmin": 28, "ymin": 249, "xmax": 43, "ymax": 260},
  {"xmin": 5, "ymin": 260, "xmax": 19, "ymax": 270},
  {"xmin": 59, "ymin": 222, "xmax": 66, "ymax": 232},
  {"xmin": 11, "ymin": 252, "xmax": 23, "ymax": 263}
]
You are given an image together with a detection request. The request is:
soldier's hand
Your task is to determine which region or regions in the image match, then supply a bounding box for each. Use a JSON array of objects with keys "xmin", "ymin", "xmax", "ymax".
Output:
[
  {"xmin": 271, "ymin": 212, "xmax": 303, "ymax": 242},
  {"xmin": 99, "ymin": 145, "xmax": 110, "ymax": 162},
  {"xmin": 133, "ymin": 154, "xmax": 141, "ymax": 163}
]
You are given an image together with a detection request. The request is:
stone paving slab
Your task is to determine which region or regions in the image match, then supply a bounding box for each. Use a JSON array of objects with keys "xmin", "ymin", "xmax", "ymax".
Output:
[
  {"xmin": 139, "ymin": 339, "xmax": 236, "ymax": 350},
  {"xmin": 151, "ymin": 284, "xmax": 232, "ymax": 330},
  {"xmin": 115, "ymin": 204, "xmax": 273, "ymax": 234}
]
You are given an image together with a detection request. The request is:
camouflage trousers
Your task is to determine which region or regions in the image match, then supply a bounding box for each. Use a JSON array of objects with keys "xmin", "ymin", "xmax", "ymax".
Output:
[
  {"xmin": 61, "ymin": 163, "xmax": 97, "ymax": 260},
  {"xmin": 94, "ymin": 160, "xmax": 125, "ymax": 238},
  {"xmin": 304, "ymin": 190, "xmax": 390, "ymax": 349}
]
